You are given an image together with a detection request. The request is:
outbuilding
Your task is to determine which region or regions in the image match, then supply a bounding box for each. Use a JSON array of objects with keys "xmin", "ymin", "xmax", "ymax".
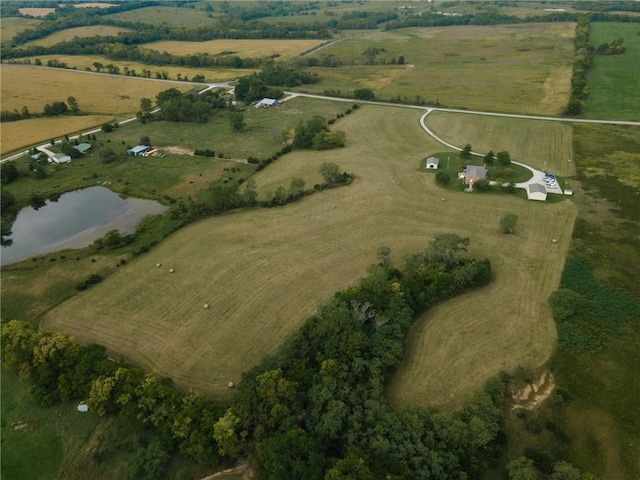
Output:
[
  {"xmin": 527, "ymin": 183, "xmax": 547, "ymax": 201},
  {"xmin": 426, "ymin": 157, "xmax": 440, "ymax": 169},
  {"xmin": 73, "ymin": 143, "xmax": 92, "ymax": 154},
  {"xmin": 127, "ymin": 145, "xmax": 151, "ymax": 156},
  {"xmin": 52, "ymin": 153, "xmax": 71, "ymax": 164},
  {"xmin": 256, "ymin": 98, "xmax": 278, "ymax": 108}
]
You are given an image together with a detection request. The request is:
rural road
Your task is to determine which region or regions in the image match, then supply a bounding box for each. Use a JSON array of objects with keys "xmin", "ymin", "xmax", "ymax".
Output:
[{"xmin": 2, "ymin": 65, "xmax": 639, "ymax": 163}]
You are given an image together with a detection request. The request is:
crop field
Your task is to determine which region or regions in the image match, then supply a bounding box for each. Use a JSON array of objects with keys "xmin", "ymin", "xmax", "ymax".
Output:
[
  {"xmin": 0, "ymin": 17, "xmax": 41, "ymax": 43},
  {"xmin": 19, "ymin": 54, "xmax": 256, "ymax": 83},
  {"xmin": 583, "ymin": 23, "xmax": 640, "ymax": 121},
  {"xmin": 105, "ymin": 6, "xmax": 220, "ymax": 28},
  {"xmin": 425, "ymin": 112, "xmax": 575, "ymax": 176},
  {"xmin": 1, "ymin": 115, "xmax": 113, "ymax": 155},
  {"xmin": 25, "ymin": 25, "xmax": 131, "ymax": 47},
  {"xmin": 42, "ymin": 102, "xmax": 576, "ymax": 404},
  {"xmin": 301, "ymin": 23, "xmax": 574, "ymax": 115},
  {"xmin": 17, "ymin": 8, "xmax": 56, "ymax": 17},
  {"xmin": 145, "ymin": 39, "xmax": 325, "ymax": 59}
]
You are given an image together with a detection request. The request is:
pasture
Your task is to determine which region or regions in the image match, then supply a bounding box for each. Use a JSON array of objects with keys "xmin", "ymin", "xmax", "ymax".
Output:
[
  {"xmin": 302, "ymin": 23, "xmax": 574, "ymax": 115},
  {"xmin": 25, "ymin": 25, "xmax": 131, "ymax": 48},
  {"xmin": 0, "ymin": 17, "xmax": 41, "ymax": 43},
  {"xmin": 144, "ymin": 39, "xmax": 324, "ymax": 59},
  {"xmin": 583, "ymin": 23, "xmax": 640, "ymax": 121},
  {"xmin": 425, "ymin": 112, "xmax": 575, "ymax": 176},
  {"xmin": 42, "ymin": 102, "xmax": 576, "ymax": 404},
  {"xmin": 105, "ymin": 6, "xmax": 219, "ymax": 28},
  {"xmin": 17, "ymin": 8, "xmax": 56, "ymax": 17},
  {"xmin": 19, "ymin": 54, "xmax": 257, "ymax": 83}
]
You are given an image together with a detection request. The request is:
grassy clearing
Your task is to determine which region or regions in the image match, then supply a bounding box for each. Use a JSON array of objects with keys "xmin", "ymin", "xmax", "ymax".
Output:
[
  {"xmin": 145, "ymin": 39, "xmax": 324, "ymax": 58},
  {"xmin": 0, "ymin": 17, "xmax": 42, "ymax": 43},
  {"xmin": 41, "ymin": 103, "xmax": 575, "ymax": 403},
  {"xmin": 105, "ymin": 6, "xmax": 219, "ymax": 28},
  {"xmin": 583, "ymin": 22, "xmax": 640, "ymax": 121},
  {"xmin": 300, "ymin": 23, "xmax": 574, "ymax": 115},
  {"xmin": 25, "ymin": 26, "xmax": 131, "ymax": 48},
  {"xmin": 19, "ymin": 54, "xmax": 257, "ymax": 83},
  {"xmin": 1, "ymin": 367, "xmax": 101, "ymax": 480},
  {"xmin": 1, "ymin": 115, "xmax": 114, "ymax": 155},
  {"xmin": 425, "ymin": 112, "xmax": 575, "ymax": 176}
]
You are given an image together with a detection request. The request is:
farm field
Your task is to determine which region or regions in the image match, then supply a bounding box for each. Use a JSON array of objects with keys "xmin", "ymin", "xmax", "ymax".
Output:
[
  {"xmin": 144, "ymin": 39, "xmax": 325, "ymax": 59},
  {"xmin": 425, "ymin": 112, "xmax": 575, "ymax": 176},
  {"xmin": 583, "ymin": 23, "xmax": 640, "ymax": 121},
  {"xmin": 18, "ymin": 54, "xmax": 256, "ymax": 83},
  {"xmin": 105, "ymin": 6, "xmax": 220, "ymax": 27},
  {"xmin": 18, "ymin": 8, "xmax": 56, "ymax": 17},
  {"xmin": 25, "ymin": 25, "xmax": 131, "ymax": 48},
  {"xmin": 42, "ymin": 103, "xmax": 576, "ymax": 403},
  {"xmin": 301, "ymin": 23, "xmax": 574, "ymax": 115},
  {"xmin": 1, "ymin": 115, "xmax": 113, "ymax": 155},
  {"xmin": 0, "ymin": 17, "xmax": 41, "ymax": 43}
]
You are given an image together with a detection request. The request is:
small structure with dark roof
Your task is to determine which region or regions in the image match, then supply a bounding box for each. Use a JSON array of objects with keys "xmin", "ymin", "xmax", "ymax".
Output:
[
  {"xmin": 527, "ymin": 183, "xmax": 547, "ymax": 201},
  {"xmin": 426, "ymin": 157, "xmax": 440, "ymax": 169}
]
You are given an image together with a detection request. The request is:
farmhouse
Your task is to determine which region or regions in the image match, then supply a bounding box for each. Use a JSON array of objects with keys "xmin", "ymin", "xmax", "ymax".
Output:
[
  {"xmin": 256, "ymin": 98, "xmax": 278, "ymax": 108},
  {"xmin": 127, "ymin": 145, "xmax": 151, "ymax": 156},
  {"xmin": 73, "ymin": 142, "xmax": 92, "ymax": 154},
  {"xmin": 52, "ymin": 153, "xmax": 71, "ymax": 164},
  {"xmin": 462, "ymin": 165, "xmax": 487, "ymax": 184},
  {"xmin": 527, "ymin": 183, "xmax": 547, "ymax": 201},
  {"xmin": 426, "ymin": 157, "xmax": 440, "ymax": 169}
]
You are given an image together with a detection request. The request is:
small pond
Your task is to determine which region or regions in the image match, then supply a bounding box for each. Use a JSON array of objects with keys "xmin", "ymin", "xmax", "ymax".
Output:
[{"xmin": 1, "ymin": 187, "xmax": 167, "ymax": 265}]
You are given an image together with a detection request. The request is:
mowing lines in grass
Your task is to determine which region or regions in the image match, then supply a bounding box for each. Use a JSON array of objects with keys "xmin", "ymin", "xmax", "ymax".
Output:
[{"xmin": 42, "ymin": 105, "xmax": 576, "ymax": 406}]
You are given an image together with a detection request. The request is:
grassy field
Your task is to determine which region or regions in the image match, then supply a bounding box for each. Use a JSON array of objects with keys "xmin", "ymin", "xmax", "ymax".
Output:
[
  {"xmin": 300, "ymin": 23, "xmax": 574, "ymax": 115},
  {"xmin": 1, "ymin": 115, "xmax": 114, "ymax": 155},
  {"xmin": 1, "ymin": 367, "xmax": 101, "ymax": 480},
  {"xmin": 26, "ymin": 25, "xmax": 131, "ymax": 48},
  {"xmin": 41, "ymin": 102, "xmax": 576, "ymax": 403},
  {"xmin": 425, "ymin": 112, "xmax": 575, "ymax": 176},
  {"xmin": 105, "ymin": 6, "xmax": 219, "ymax": 27},
  {"xmin": 18, "ymin": 8, "xmax": 56, "ymax": 17},
  {"xmin": 583, "ymin": 23, "xmax": 640, "ymax": 121},
  {"xmin": 144, "ymin": 39, "xmax": 325, "ymax": 58},
  {"xmin": 0, "ymin": 17, "xmax": 41, "ymax": 43},
  {"xmin": 19, "ymin": 54, "xmax": 257, "ymax": 83}
]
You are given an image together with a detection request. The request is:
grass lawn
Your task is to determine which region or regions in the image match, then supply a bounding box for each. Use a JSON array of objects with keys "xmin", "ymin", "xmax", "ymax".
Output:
[
  {"xmin": 1, "ymin": 367, "xmax": 100, "ymax": 480},
  {"xmin": 105, "ymin": 6, "xmax": 220, "ymax": 28},
  {"xmin": 41, "ymin": 104, "xmax": 575, "ymax": 404},
  {"xmin": 25, "ymin": 25, "xmax": 132, "ymax": 48},
  {"xmin": 425, "ymin": 112, "xmax": 575, "ymax": 176},
  {"xmin": 299, "ymin": 23, "xmax": 574, "ymax": 115},
  {"xmin": 583, "ymin": 22, "xmax": 640, "ymax": 121},
  {"xmin": 0, "ymin": 17, "xmax": 42, "ymax": 43},
  {"xmin": 144, "ymin": 39, "xmax": 325, "ymax": 59}
]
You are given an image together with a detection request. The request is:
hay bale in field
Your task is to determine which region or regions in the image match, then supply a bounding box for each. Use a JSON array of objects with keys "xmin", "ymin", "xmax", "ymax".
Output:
[
  {"xmin": 156, "ymin": 263, "xmax": 161, "ymax": 268},
  {"xmin": 204, "ymin": 304, "xmax": 209, "ymax": 309},
  {"xmin": 169, "ymin": 268, "xmax": 174, "ymax": 273},
  {"xmin": 228, "ymin": 382, "xmax": 235, "ymax": 389}
]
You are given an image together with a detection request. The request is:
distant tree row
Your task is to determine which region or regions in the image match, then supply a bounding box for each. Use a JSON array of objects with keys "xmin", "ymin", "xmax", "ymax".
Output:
[
  {"xmin": 1, "ymin": 96, "xmax": 79, "ymax": 123},
  {"xmin": 565, "ymin": 15, "xmax": 593, "ymax": 116}
]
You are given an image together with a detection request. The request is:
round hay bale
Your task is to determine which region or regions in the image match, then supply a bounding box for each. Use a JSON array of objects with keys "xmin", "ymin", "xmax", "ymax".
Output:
[
  {"xmin": 169, "ymin": 268, "xmax": 174, "ymax": 273},
  {"xmin": 156, "ymin": 263, "xmax": 161, "ymax": 268},
  {"xmin": 204, "ymin": 304, "xmax": 209, "ymax": 309},
  {"xmin": 552, "ymin": 239, "xmax": 558, "ymax": 244},
  {"xmin": 228, "ymin": 382, "xmax": 235, "ymax": 389}
]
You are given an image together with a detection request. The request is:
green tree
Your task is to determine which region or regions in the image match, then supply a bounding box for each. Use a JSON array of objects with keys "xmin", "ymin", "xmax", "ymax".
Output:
[
  {"xmin": 548, "ymin": 288, "xmax": 585, "ymax": 322},
  {"xmin": 272, "ymin": 186, "xmax": 288, "ymax": 205},
  {"xmin": 288, "ymin": 177, "xmax": 306, "ymax": 199},
  {"xmin": 230, "ymin": 111, "xmax": 246, "ymax": 131},
  {"xmin": 507, "ymin": 456, "xmax": 538, "ymax": 480},
  {"xmin": 213, "ymin": 410, "xmax": 242, "ymax": 458},
  {"xmin": 377, "ymin": 246, "xmax": 391, "ymax": 268},
  {"xmin": 30, "ymin": 192, "xmax": 46, "ymax": 209},
  {"xmin": 243, "ymin": 178, "xmax": 257, "ymax": 206},
  {"xmin": 99, "ymin": 147, "xmax": 117, "ymax": 164},
  {"xmin": 397, "ymin": 55, "xmax": 405, "ymax": 65},
  {"xmin": 497, "ymin": 150, "xmax": 511, "ymax": 166},
  {"xmin": 1, "ymin": 163, "xmax": 20, "ymax": 184},
  {"xmin": 67, "ymin": 96, "xmax": 79, "ymax": 114},
  {"xmin": 353, "ymin": 88, "xmax": 375, "ymax": 100},
  {"xmin": 140, "ymin": 135, "xmax": 151, "ymax": 146},
  {"xmin": 500, "ymin": 214, "xmax": 518, "ymax": 234},
  {"xmin": 435, "ymin": 171, "xmax": 450, "ymax": 185},
  {"xmin": 551, "ymin": 462, "xmax": 582, "ymax": 480},
  {"xmin": 140, "ymin": 97, "xmax": 152, "ymax": 113},
  {"xmin": 461, "ymin": 144, "xmax": 472, "ymax": 159},
  {"xmin": 320, "ymin": 162, "xmax": 342, "ymax": 186},
  {"xmin": 484, "ymin": 150, "xmax": 495, "ymax": 165},
  {"xmin": 93, "ymin": 61, "xmax": 103, "ymax": 72}
]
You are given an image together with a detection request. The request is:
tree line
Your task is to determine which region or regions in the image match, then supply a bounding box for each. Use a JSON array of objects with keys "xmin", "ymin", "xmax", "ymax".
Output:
[
  {"xmin": 1, "ymin": 95, "xmax": 80, "ymax": 123},
  {"xmin": 564, "ymin": 15, "xmax": 593, "ymax": 116}
]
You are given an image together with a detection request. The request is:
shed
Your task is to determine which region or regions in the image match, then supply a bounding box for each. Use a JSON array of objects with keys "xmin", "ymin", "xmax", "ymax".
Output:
[
  {"xmin": 77, "ymin": 401, "xmax": 89, "ymax": 413},
  {"xmin": 127, "ymin": 145, "xmax": 151, "ymax": 156},
  {"xmin": 52, "ymin": 153, "xmax": 71, "ymax": 164},
  {"xmin": 73, "ymin": 143, "xmax": 92, "ymax": 154},
  {"xmin": 256, "ymin": 98, "xmax": 278, "ymax": 108},
  {"xmin": 426, "ymin": 157, "xmax": 440, "ymax": 169},
  {"xmin": 463, "ymin": 165, "xmax": 487, "ymax": 184},
  {"xmin": 527, "ymin": 183, "xmax": 547, "ymax": 201}
]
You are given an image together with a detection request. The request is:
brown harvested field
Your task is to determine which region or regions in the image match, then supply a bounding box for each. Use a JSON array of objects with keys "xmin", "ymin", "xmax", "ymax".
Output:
[
  {"xmin": 19, "ymin": 55, "xmax": 257, "ymax": 84},
  {"xmin": 303, "ymin": 23, "xmax": 575, "ymax": 115},
  {"xmin": 1, "ymin": 115, "xmax": 113, "ymax": 154},
  {"xmin": 426, "ymin": 112, "xmax": 576, "ymax": 176},
  {"xmin": 42, "ymin": 103, "xmax": 576, "ymax": 404},
  {"xmin": 18, "ymin": 8, "xmax": 56, "ymax": 17},
  {"xmin": 145, "ymin": 39, "xmax": 325, "ymax": 58},
  {"xmin": 26, "ymin": 26, "xmax": 131, "ymax": 47}
]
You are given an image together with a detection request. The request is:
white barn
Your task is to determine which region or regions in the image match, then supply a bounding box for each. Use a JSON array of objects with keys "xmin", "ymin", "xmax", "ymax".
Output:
[
  {"xmin": 527, "ymin": 183, "xmax": 547, "ymax": 201},
  {"xmin": 52, "ymin": 153, "xmax": 71, "ymax": 164},
  {"xmin": 426, "ymin": 157, "xmax": 439, "ymax": 169}
]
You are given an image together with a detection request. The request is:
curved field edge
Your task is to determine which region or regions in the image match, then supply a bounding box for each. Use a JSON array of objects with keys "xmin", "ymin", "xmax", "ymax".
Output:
[{"xmin": 41, "ymin": 105, "xmax": 576, "ymax": 405}]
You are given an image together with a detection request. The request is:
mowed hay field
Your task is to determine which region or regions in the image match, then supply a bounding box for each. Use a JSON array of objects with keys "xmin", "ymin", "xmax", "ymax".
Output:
[
  {"xmin": 42, "ymin": 103, "xmax": 576, "ymax": 404},
  {"xmin": 17, "ymin": 8, "xmax": 56, "ymax": 17},
  {"xmin": 105, "ymin": 6, "xmax": 219, "ymax": 28},
  {"xmin": 304, "ymin": 23, "xmax": 574, "ymax": 115},
  {"xmin": 426, "ymin": 112, "xmax": 575, "ymax": 176},
  {"xmin": 145, "ymin": 39, "xmax": 325, "ymax": 58},
  {"xmin": 25, "ymin": 26, "xmax": 131, "ymax": 48},
  {"xmin": 0, "ymin": 17, "xmax": 41, "ymax": 43}
]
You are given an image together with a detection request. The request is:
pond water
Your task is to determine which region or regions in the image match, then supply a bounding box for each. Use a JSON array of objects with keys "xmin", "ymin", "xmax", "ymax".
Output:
[{"xmin": 1, "ymin": 187, "xmax": 167, "ymax": 265}]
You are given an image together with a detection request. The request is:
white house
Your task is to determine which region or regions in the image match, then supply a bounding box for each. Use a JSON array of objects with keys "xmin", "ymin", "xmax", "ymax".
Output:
[
  {"xmin": 527, "ymin": 183, "xmax": 547, "ymax": 201},
  {"xmin": 463, "ymin": 165, "xmax": 487, "ymax": 184},
  {"xmin": 426, "ymin": 157, "xmax": 439, "ymax": 169},
  {"xmin": 52, "ymin": 153, "xmax": 71, "ymax": 164}
]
